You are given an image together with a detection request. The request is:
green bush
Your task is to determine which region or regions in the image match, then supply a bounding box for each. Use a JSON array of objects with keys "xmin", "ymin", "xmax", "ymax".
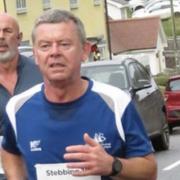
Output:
[
  {"xmin": 162, "ymin": 14, "xmax": 180, "ymax": 36},
  {"xmin": 153, "ymin": 73, "xmax": 169, "ymax": 87}
]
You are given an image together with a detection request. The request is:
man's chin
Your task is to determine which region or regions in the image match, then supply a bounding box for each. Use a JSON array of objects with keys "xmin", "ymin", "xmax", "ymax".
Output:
[{"xmin": 0, "ymin": 52, "xmax": 15, "ymax": 63}]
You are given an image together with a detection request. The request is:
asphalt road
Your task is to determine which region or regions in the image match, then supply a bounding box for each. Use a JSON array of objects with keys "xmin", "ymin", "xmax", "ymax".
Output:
[{"xmin": 155, "ymin": 127, "xmax": 180, "ymax": 180}]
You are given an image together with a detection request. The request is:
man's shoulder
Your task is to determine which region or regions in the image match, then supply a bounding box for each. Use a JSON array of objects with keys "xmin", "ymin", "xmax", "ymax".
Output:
[
  {"xmin": 91, "ymin": 80, "xmax": 131, "ymax": 102},
  {"xmin": 6, "ymin": 83, "xmax": 43, "ymax": 114},
  {"xmin": 19, "ymin": 54, "xmax": 36, "ymax": 65},
  {"xmin": 18, "ymin": 54, "xmax": 43, "ymax": 82}
]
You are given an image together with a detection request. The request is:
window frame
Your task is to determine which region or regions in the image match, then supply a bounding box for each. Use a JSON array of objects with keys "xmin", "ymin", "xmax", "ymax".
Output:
[
  {"xmin": 94, "ymin": 0, "xmax": 101, "ymax": 6},
  {"xmin": 69, "ymin": 0, "xmax": 79, "ymax": 9},
  {"xmin": 16, "ymin": 0, "xmax": 27, "ymax": 14},
  {"xmin": 42, "ymin": 0, "xmax": 51, "ymax": 10}
]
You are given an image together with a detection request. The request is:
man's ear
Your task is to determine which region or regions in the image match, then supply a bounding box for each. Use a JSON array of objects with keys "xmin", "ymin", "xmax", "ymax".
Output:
[
  {"xmin": 82, "ymin": 41, "xmax": 91, "ymax": 62},
  {"xmin": 17, "ymin": 32, "xmax": 23, "ymax": 45},
  {"xmin": 33, "ymin": 48, "xmax": 39, "ymax": 65}
]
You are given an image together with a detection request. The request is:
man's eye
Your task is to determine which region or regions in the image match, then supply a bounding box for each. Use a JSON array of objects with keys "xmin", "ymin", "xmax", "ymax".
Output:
[
  {"xmin": 39, "ymin": 44, "xmax": 51, "ymax": 51},
  {"xmin": 62, "ymin": 43, "xmax": 69, "ymax": 46},
  {"xmin": 3, "ymin": 28, "xmax": 13, "ymax": 34},
  {"xmin": 60, "ymin": 43, "xmax": 71, "ymax": 49},
  {"xmin": 42, "ymin": 44, "xmax": 50, "ymax": 48},
  {"xmin": 5, "ymin": 30, "xmax": 12, "ymax": 33}
]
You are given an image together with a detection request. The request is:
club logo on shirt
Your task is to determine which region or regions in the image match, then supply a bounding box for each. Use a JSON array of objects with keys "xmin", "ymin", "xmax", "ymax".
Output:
[
  {"xmin": 30, "ymin": 140, "xmax": 42, "ymax": 152},
  {"xmin": 93, "ymin": 133, "xmax": 111, "ymax": 149},
  {"xmin": 94, "ymin": 133, "xmax": 106, "ymax": 143}
]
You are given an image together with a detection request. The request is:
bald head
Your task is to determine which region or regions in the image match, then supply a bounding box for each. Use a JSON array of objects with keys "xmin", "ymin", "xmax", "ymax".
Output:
[
  {"xmin": 0, "ymin": 13, "xmax": 22, "ymax": 63},
  {"xmin": 0, "ymin": 13, "xmax": 20, "ymax": 33}
]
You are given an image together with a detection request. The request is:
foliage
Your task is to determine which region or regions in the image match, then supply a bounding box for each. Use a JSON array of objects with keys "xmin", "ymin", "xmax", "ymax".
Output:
[
  {"xmin": 153, "ymin": 73, "xmax": 169, "ymax": 87},
  {"xmin": 127, "ymin": 7, "xmax": 133, "ymax": 18},
  {"xmin": 153, "ymin": 73, "xmax": 170, "ymax": 94},
  {"xmin": 162, "ymin": 13, "xmax": 180, "ymax": 37}
]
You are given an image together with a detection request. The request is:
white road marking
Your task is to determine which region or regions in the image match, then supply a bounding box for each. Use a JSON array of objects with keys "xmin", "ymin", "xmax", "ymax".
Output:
[{"xmin": 163, "ymin": 160, "xmax": 180, "ymax": 171}]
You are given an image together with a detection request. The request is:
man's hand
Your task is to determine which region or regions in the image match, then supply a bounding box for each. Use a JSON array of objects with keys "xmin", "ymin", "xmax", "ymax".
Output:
[{"xmin": 64, "ymin": 133, "xmax": 114, "ymax": 176}]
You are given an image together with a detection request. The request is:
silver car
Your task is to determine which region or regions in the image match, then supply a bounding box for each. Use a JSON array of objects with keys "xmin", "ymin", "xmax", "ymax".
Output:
[
  {"xmin": 81, "ymin": 58, "xmax": 169, "ymax": 151},
  {"xmin": 18, "ymin": 46, "xmax": 33, "ymax": 58}
]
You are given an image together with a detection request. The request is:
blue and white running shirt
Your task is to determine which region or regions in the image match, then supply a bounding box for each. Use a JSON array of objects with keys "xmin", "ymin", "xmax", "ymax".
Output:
[{"xmin": 2, "ymin": 78, "xmax": 153, "ymax": 180}]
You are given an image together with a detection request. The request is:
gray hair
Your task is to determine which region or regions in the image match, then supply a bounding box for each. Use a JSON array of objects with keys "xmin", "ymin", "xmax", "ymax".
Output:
[{"xmin": 31, "ymin": 9, "xmax": 86, "ymax": 44}]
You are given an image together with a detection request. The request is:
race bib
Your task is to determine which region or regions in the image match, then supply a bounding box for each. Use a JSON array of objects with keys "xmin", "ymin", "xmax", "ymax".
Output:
[{"xmin": 35, "ymin": 163, "xmax": 101, "ymax": 180}]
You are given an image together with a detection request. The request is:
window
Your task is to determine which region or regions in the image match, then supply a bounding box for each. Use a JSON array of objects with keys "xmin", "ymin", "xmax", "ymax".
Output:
[
  {"xmin": 69, "ymin": 0, "xmax": 78, "ymax": 9},
  {"xmin": 81, "ymin": 65, "xmax": 128, "ymax": 89},
  {"xmin": 42, "ymin": 0, "xmax": 51, "ymax": 10},
  {"xmin": 129, "ymin": 62, "xmax": 150, "ymax": 88},
  {"xmin": 169, "ymin": 79, "xmax": 180, "ymax": 91},
  {"xmin": 16, "ymin": 0, "xmax": 27, "ymax": 13},
  {"xmin": 94, "ymin": 0, "xmax": 101, "ymax": 6}
]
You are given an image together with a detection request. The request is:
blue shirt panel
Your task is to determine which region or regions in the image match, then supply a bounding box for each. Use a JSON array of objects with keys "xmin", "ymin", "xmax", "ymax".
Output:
[
  {"xmin": 2, "ymin": 79, "xmax": 153, "ymax": 180},
  {"xmin": 121, "ymin": 102, "xmax": 153, "ymax": 158}
]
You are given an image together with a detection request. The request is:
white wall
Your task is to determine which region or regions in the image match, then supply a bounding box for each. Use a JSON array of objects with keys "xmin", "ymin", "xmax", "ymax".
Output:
[{"xmin": 107, "ymin": 0, "xmax": 127, "ymax": 19}]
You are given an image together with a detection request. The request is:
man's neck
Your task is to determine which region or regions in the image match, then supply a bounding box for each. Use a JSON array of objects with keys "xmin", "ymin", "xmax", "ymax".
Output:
[
  {"xmin": 0, "ymin": 57, "xmax": 19, "ymax": 95},
  {"xmin": 44, "ymin": 78, "xmax": 88, "ymax": 103},
  {"xmin": 0, "ymin": 58, "xmax": 18, "ymax": 74}
]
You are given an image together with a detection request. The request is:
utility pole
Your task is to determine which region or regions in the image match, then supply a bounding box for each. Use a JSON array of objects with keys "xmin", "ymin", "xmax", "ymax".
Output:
[
  {"xmin": 3, "ymin": 0, "xmax": 7, "ymax": 12},
  {"xmin": 170, "ymin": 0, "xmax": 179, "ymax": 69},
  {"xmin": 104, "ymin": 0, "xmax": 112, "ymax": 60}
]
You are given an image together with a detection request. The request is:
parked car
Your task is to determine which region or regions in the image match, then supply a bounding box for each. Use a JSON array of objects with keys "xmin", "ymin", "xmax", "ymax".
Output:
[
  {"xmin": 18, "ymin": 46, "xmax": 33, "ymax": 58},
  {"xmin": 164, "ymin": 75, "xmax": 180, "ymax": 133},
  {"xmin": 81, "ymin": 58, "xmax": 169, "ymax": 151}
]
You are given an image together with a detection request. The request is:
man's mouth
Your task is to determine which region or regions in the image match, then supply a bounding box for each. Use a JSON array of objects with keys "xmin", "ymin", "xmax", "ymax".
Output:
[
  {"xmin": 50, "ymin": 62, "xmax": 65, "ymax": 68},
  {"xmin": 0, "ymin": 44, "xmax": 8, "ymax": 51},
  {"xmin": 0, "ymin": 42, "xmax": 7, "ymax": 47}
]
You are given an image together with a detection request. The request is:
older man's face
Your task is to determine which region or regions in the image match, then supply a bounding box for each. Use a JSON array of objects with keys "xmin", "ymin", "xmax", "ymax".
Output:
[{"xmin": 0, "ymin": 14, "xmax": 21, "ymax": 63}]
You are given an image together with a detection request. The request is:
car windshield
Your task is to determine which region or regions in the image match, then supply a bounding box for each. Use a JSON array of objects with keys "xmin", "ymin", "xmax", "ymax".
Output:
[
  {"xmin": 81, "ymin": 65, "xmax": 128, "ymax": 90},
  {"xmin": 169, "ymin": 79, "xmax": 180, "ymax": 91}
]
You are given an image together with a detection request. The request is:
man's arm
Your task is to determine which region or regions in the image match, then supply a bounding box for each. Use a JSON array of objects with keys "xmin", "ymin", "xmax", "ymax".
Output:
[
  {"xmin": 1, "ymin": 148, "xmax": 27, "ymax": 180},
  {"xmin": 111, "ymin": 154, "xmax": 157, "ymax": 180},
  {"xmin": 64, "ymin": 133, "xmax": 157, "ymax": 180}
]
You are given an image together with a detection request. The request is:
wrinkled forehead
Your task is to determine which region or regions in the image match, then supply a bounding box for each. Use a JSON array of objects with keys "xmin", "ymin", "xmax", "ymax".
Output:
[
  {"xmin": 33, "ymin": 21, "xmax": 79, "ymax": 41},
  {"xmin": 36, "ymin": 20, "xmax": 77, "ymax": 32}
]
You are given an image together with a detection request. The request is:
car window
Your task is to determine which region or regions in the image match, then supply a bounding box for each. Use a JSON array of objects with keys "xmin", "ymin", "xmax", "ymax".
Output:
[
  {"xmin": 169, "ymin": 79, "xmax": 180, "ymax": 91},
  {"xmin": 128, "ymin": 62, "xmax": 150, "ymax": 88},
  {"xmin": 81, "ymin": 65, "xmax": 128, "ymax": 89},
  {"xmin": 18, "ymin": 46, "xmax": 33, "ymax": 58}
]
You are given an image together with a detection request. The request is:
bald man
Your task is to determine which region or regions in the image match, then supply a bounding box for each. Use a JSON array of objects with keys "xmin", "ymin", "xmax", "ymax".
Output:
[{"xmin": 0, "ymin": 13, "xmax": 42, "ymax": 178}]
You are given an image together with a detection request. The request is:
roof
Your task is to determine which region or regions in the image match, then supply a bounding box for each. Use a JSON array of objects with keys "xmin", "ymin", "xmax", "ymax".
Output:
[
  {"xmin": 109, "ymin": 16, "xmax": 163, "ymax": 54},
  {"xmin": 109, "ymin": 0, "xmax": 128, "ymax": 6}
]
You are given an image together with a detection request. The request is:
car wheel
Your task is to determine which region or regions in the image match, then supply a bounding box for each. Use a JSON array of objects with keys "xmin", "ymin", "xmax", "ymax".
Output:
[
  {"xmin": 168, "ymin": 125, "xmax": 173, "ymax": 134},
  {"xmin": 152, "ymin": 128, "xmax": 170, "ymax": 151}
]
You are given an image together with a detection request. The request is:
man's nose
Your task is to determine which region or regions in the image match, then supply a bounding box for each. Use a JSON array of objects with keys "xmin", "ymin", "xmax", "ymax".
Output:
[
  {"xmin": 50, "ymin": 44, "xmax": 61, "ymax": 55},
  {"xmin": 0, "ymin": 30, "xmax": 5, "ymax": 39}
]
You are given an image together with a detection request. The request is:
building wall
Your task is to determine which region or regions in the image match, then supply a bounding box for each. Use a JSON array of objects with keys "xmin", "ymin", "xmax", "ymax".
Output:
[
  {"xmin": 156, "ymin": 34, "xmax": 166, "ymax": 73},
  {"xmin": 0, "ymin": 1, "xmax": 4, "ymax": 11},
  {"xmin": 107, "ymin": 0, "xmax": 128, "ymax": 20},
  {"xmin": 3, "ymin": 0, "xmax": 109, "ymax": 59}
]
